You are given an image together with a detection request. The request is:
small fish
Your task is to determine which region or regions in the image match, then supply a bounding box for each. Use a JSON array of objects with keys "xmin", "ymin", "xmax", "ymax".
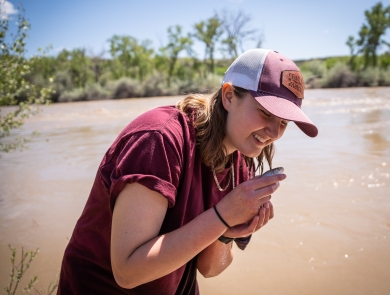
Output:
[{"xmin": 260, "ymin": 167, "xmax": 284, "ymax": 177}]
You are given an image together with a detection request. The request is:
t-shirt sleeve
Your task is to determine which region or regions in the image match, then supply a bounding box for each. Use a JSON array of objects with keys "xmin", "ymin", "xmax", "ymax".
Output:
[{"xmin": 107, "ymin": 130, "xmax": 182, "ymax": 211}]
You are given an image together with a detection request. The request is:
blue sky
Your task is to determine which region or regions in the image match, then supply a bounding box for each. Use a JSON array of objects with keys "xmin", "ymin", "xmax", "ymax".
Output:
[{"xmin": 2, "ymin": 0, "xmax": 390, "ymax": 60}]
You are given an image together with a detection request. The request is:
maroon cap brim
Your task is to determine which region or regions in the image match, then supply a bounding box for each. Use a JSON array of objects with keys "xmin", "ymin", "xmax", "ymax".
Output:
[{"xmin": 248, "ymin": 90, "xmax": 318, "ymax": 137}]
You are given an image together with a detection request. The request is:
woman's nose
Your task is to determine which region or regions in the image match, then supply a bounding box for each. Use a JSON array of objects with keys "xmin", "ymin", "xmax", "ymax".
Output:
[{"xmin": 266, "ymin": 118, "xmax": 282, "ymax": 139}]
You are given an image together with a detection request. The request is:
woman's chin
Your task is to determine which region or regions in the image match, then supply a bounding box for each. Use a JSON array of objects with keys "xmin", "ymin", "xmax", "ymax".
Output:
[{"xmin": 239, "ymin": 148, "xmax": 263, "ymax": 158}]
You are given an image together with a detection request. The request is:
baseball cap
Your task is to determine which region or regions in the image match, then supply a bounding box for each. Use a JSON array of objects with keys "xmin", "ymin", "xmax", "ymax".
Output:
[{"xmin": 222, "ymin": 48, "xmax": 318, "ymax": 137}]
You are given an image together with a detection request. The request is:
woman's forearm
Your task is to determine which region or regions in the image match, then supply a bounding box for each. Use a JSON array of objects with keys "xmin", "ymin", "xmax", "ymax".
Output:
[
  {"xmin": 114, "ymin": 208, "xmax": 227, "ymax": 289},
  {"xmin": 197, "ymin": 239, "xmax": 234, "ymax": 278}
]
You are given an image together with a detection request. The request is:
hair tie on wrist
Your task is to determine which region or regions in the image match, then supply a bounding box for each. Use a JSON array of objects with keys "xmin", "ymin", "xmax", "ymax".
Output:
[{"xmin": 213, "ymin": 205, "xmax": 231, "ymax": 228}]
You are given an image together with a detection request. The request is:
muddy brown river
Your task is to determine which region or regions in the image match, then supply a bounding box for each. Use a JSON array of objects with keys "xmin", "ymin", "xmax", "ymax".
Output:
[{"xmin": 1, "ymin": 87, "xmax": 389, "ymax": 294}]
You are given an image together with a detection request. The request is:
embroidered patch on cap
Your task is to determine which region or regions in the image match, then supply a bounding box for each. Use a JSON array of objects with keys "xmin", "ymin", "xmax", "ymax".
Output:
[{"xmin": 281, "ymin": 71, "xmax": 304, "ymax": 99}]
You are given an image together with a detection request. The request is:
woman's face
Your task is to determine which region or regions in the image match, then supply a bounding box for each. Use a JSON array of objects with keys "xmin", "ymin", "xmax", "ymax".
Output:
[{"xmin": 222, "ymin": 84, "xmax": 289, "ymax": 157}]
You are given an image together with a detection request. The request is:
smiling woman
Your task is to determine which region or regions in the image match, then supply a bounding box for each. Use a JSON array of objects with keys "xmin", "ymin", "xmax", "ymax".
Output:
[{"xmin": 57, "ymin": 48, "xmax": 318, "ymax": 295}]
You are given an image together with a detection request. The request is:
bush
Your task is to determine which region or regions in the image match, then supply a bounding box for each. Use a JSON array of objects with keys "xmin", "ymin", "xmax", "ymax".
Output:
[
  {"xmin": 301, "ymin": 59, "xmax": 327, "ymax": 78},
  {"xmin": 58, "ymin": 83, "xmax": 110, "ymax": 102},
  {"xmin": 300, "ymin": 59, "xmax": 327, "ymax": 89},
  {"xmin": 379, "ymin": 53, "xmax": 390, "ymax": 68},
  {"xmin": 108, "ymin": 77, "xmax": 143, "ymax": 99},
  {"xmin": 354, "ymin": 67, "xmax": 390, "ymax": 87},
  {"xmin": 322, "ymin": 63, "xmax": 356, "ymax": 88},
  {"xmin": 142, "ymin": 71, "xmax": 171, "ymax": 97},
  {"xmin": 58, "ymin": 88, "xmax": 87, "ymax": 102},
  {"xmin": 85, "ymin": 83, "xmax": 110, "ymax": 100},
  {"xmin": 357, "ymin": 67, "xmax": 380, "ymax": 86},
  {"xmin": 105, "ymin": 72, "xmax": 222, "ymax": 99},
  {"xmin": 171, "ymin": 73, "xmax": 221, "ymax": 95},
  {"xmin": 325, "ymin": 56, "xmax": 350, "ymax": 69},
  {"xmin": 378, "ymin": 67, "xmax": 390, "ymax": 86},
  {"xmin": 194, "ymin": 73, "xmax": 222, "ymax": 93}
]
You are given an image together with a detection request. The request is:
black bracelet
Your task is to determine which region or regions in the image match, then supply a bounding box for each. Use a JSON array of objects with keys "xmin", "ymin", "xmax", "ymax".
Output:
[
  {"xmin": 213, "ymin": 205, "xmax": 231, "ymax": 228},
  {"xmin": 218, "ymin": 235, "xmax": 235, "ymax": 244}
]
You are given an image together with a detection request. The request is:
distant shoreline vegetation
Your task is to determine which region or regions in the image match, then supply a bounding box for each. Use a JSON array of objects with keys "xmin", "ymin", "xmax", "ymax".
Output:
[
  {"xmin": 27, "ymin": 52, "xmax": 390, "ymax": 103},
  {"xmin": 297, "ymin": 54, "xmax": 390, "ymax": 89}
]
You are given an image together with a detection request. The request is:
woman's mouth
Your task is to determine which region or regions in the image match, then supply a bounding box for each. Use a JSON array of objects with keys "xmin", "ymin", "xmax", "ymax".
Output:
[{"xmin": 253, "ymin": 133, "xmax": 267, "ymax": 144}]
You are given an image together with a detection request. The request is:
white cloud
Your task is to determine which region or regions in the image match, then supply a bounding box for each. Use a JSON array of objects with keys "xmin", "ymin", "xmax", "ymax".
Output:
[
  {"xmin": 324, "ymin": 29, "xmax": 330, "ymax": 34},
  {"xmin": 0, "ymin": 1, "xmax": 18, "ymax": 19}
]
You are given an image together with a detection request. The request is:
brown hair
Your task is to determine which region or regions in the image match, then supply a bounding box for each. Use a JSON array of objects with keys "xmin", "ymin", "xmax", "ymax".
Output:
[{"xmin": 176, "ymin": 86, "xmax": 274, "ymax": 174}]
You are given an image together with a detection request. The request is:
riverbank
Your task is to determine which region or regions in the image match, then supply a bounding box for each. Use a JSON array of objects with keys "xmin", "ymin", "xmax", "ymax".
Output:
[
  {"xmin": 55, "ymin": 64, "xmax": 390, "ymax": 103},
  {"xmin": 24, "ymin": 52, "xmax": 390, "ymax": 104}
]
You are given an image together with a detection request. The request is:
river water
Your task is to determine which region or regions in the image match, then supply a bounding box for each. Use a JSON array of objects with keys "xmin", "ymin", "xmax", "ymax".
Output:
[{"xmin": 0, "ymin": 87, "xmax": 389, "ymax": 294}]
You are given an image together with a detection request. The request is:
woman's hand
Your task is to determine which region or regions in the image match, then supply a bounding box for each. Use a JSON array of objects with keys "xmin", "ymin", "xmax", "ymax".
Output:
[
  {"xmin": 215, "ymin": 173, "xmax": 284, "ymax": 229},
  {"xmin": 222, "ymin": 201, "xmax": 274, "ymax": 239}
]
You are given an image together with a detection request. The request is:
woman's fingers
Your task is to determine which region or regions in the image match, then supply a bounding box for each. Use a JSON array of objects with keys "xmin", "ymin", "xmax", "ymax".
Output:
[
  {"xmin": 216, "ymin": 174, "xmax": 285, "ymax": 227},
  {"xmin": 256, "ymin": 207, "xmax": 266, "ymax": 231},
  {"xmin": 243, "ymin": 174, "xmax": 285, "ymax": 203},
  {"xmin": 223, "ymin": 216, "xmax": 260, "ymax": 238},
  {"xmin": 263, "ymin": 202, "xmax": 270, "ymax": 225},
  {"xmin": 253, "ymin": 201, "xmax": 273, "ymax": 232},
  {"xmin": 249, "ymin": 174, "xmax": 286, "ymax": 191},
  {"xmin": 269, "ymin": 201, "xmax": 274, "ymax": 219},
  {"xmin": 253, "ymin": 181, "xmax": 280, "ymax": 201},
  {"xmin": 258, "ymin": 195, "xmax": 272, "ymax": 207},
  {"xmin": 248, "ymin": 215, "xmax": 260, "ymax": 233},
  {"xmin": 224, "ymin": 201, "xmax": 275, "ymax": 238}
]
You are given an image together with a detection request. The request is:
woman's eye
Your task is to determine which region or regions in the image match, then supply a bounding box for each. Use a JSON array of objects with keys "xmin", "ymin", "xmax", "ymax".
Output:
[
  {"xmin": 261, "ymin": 110, "xmax": 271, "ymax": 117},
  {"xmin": 281, "ymin": 120, "xmax": 289, "ymax": 126}
]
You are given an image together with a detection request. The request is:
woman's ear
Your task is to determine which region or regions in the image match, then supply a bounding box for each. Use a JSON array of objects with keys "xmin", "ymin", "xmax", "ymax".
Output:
[{"xmin": 221, "ymin": 83, "xmax": 234, "ymax": 112}]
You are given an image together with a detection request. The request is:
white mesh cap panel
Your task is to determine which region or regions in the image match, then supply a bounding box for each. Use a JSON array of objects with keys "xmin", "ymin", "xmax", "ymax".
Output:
[{"xmin": 222, "ymin": 49, "xmax": 271, "ymax": 91}]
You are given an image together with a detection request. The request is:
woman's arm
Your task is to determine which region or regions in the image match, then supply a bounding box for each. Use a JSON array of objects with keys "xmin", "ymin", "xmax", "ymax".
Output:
[
  {"xmin": 197, "ymin": 200, "xmax": 274, "ymax": 277},
  {"xmin": 196, "ymin": 239, "xmax": 233, "ymax": 278},
  {"xmin": 111, "ymin": 174, "xmax": 284, "ymax": 289},
  {"xmin": 111, "ymin": 182, "xmax": 227, "ymax": 289}
]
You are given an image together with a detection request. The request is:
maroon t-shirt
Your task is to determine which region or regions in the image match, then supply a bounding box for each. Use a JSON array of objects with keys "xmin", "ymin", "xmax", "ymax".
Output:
[{"xmin": 58, "ymin": 106, "xmax": 251, "ymax": 295}]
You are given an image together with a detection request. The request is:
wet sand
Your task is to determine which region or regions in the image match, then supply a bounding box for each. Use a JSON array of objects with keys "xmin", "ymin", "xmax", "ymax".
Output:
[{"xmin": 0, "ymin": 87, "xmax": 389, "ymax": 294}]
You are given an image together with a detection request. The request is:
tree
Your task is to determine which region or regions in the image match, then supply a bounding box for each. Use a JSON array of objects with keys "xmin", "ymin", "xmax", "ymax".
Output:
[
  {"xmin": 53, "ymin": 48, "xmax": 91, "ymax": 89},
  {"xmin": 0, "ymin": 2, "xmax": 53, "ymax": 152},
  {"xmin": 193, "ymin": 16, "xmax": 223, "ymax": 73},
  {"xmin": 218, "ymin": 10, "xmax": 259, "ymax": 59},
  {"xmin": 160, "ymin": 25, "xmax": 193, "ymax": 86},
  {"xmin": 87, "ymin": 48, "xmax": 107, "ymax": 84},
  {"xmin": 69, "ymin": 48, "xmax": 90, "ymax": 88},
  {"xmin": 132, "ymin": 39, "xmax": 155, "ymax": 81},
  {"xmin": 346, "ymin": 36, "xmax": 358, "ymax": 67},
  {"xmin": 108, "ymin": 35, "xmax": 154, "ymax": 81},
  {"xmin": 347, "ymin": 2, "xmax": 390, "ymax": 68}
]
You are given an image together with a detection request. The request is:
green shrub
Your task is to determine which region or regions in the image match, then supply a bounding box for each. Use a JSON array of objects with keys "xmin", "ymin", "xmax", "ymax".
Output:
[
  {"xmin": 170, "ymin": 73, "xmax": 221, "ymax": 95},
  {"xmin": 322, "ymin": 63, "xmax": 356, "ymax": 88},
  {"xmin": 4, "ymin": 245, "xmax": 39, "ymax": 295},
  {"xmin": 107, "ymin": 77, "xmax": 144, "ymax": 99},
  {"xmin": 379, "ymin": 53, "xmax": 390, "ymax": 69},
  {"xmin": 301, "ymin": 59, "xmax": 327, "ymax": 78},
  {"xmin": 325, "ymin": 56, "xmax": 350, "ymax": 69},
  {"xmin": 194, "ymin": 73, "xmax": 221, "ymax": 93},
  {"xmin": 378, "ymin": 67, "xmax": 390, "ymax": 86},
  {"xmin": 84, "ymin": 83, "xmax": 110, "ymax": 100},
  {"xmin": 357, "ymin": 67, "xmax": 380, "ymax": 86},
  {"xmin": 4, "ymin": 245, "xmax": 58, "ymax": 295},
  {"xmin": 142, "ymin": 71, "xmax": 171, "ymax": 97},
  {"xmin": 58, "ymin": 88, "xmax": 87, "ymax": 102}
]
